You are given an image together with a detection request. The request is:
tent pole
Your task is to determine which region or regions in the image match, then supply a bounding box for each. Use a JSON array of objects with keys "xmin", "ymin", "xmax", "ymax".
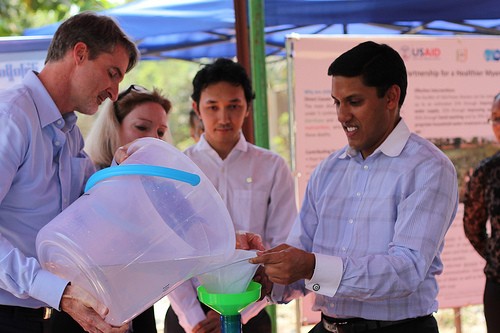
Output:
[
  {"xmin": 234, "ymin": 0, "xmax": 255, "ymax": 144},
  {"xmin": 248, "ymin": 1, "xmax": 276, "ymax": 331},
  {"xmin": 248, "ymin": 0, "xmax": 269, "ymax": 149}
]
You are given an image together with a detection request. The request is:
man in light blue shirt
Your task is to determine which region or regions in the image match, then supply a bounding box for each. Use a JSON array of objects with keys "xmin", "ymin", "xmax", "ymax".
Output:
[
  {"xmin": 251, "ymin": 41, "xmax": 458, "ymax": 333},
  {"xmin": 0, "ymin": 12, "xmax": 138, "ymax": 333}
]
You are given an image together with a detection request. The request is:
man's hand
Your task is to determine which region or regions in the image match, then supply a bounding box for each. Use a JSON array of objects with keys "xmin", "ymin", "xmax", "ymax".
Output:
[
  {"xmin": 249, "ymin": 244, "xmax": 315, "ymax": 285},
  {"xmin": 60, "ymin": 284, "xmax": 129, "ymax": 333},
  {"xmin": 235, "ymin": 231, "xmax": 265, "ymax": 251},
  {"xmin": 192, "ymin": 310, "xmax": 221, "ymax": 333},
  {"xmin": 253, "ymin": 265, "xmax": 273, "ymax": 300}
]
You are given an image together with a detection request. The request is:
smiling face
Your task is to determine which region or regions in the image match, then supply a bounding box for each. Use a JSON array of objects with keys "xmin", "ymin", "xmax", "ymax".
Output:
[
  {"xmin": 71, "ymin": 43, "xmax": 130, "ymax": 116},
  {"xmin": 194, "ymin": 81, "xmax": 249, "ymax": 159},
  {"xmin": 118, "ymin": 101, "xmax": 169, "ymax": 146},
  {"xmin": 331, "ymin": 75, "xmax": 400, "ymax": 158}
]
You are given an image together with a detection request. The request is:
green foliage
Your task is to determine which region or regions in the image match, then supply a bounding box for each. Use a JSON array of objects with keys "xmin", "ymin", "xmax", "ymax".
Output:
[
  {"xmin": 0, "ymin": 0, "xmax": 127, "ymax": 36},
  {"xmin": 119, "ymin": 59, "xmax": 201, "ymax": 148},
  {"xmin": 271, "ymin": 111, "xmax": 291, "ymax": 165},
  {"xmin": 267, "ymin": 59, "xmax": 292, "ymax": 164}
]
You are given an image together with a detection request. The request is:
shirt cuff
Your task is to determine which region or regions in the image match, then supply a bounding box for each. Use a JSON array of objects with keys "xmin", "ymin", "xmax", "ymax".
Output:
[
  {"xmin": 181, "ymin": 305, "xmax": 206, "ymax": 332},
  {"xmin": 304, "ymin": 253, "xmax": 343, "ymax": 297},
  {"xmin": 241, "ymin": 299, "xmax": 269, "ymax": 324},
  {"xmin": 30, "ymin": 270, "xmax": 69, "ymax": 310}
]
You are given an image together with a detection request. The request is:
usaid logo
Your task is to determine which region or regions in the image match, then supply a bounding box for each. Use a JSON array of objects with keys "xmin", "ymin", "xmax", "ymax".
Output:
[
  {"xmin": 484, "ymin": 49, "xmax": 500, "ymax": 61},
  {"xmin": 400, "ymin": 45, "xmax": 441, "ymax": 60}
]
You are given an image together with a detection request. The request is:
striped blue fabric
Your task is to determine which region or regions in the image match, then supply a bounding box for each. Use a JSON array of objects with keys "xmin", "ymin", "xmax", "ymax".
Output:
[{"xmin": 285, "ymin": 119, "xmax": 459, "ymax": 321}]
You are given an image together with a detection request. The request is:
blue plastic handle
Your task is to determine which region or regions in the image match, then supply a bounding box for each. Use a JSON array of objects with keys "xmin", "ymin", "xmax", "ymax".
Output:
[{"xmin": 85, "ymin": 164, "xmax": 201, "ymax": 192}]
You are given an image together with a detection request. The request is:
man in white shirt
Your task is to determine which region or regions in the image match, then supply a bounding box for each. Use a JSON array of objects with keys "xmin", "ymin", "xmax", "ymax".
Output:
[{"xmin": 165, "ymin": 58, "xmax": 297, "ymax": 333}]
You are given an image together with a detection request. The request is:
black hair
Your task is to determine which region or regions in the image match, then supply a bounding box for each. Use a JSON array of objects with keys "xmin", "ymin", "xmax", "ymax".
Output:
[
  {"xmin": 191, "ymin": 58, "xmax": 255, "ymax": 106},
  {"xmin": 327, "ymin": 41, "xmax": 407, "ymax": 107}
]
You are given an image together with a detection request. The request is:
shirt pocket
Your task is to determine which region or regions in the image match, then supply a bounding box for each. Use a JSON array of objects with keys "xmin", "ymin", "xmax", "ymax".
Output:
[{"xmin": 231, "ymin": 189, "xmax": 268, "ymax": 233}]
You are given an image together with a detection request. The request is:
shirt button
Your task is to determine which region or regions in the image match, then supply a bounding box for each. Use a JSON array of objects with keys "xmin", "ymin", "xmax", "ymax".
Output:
[
  {"xmin": 364, "ymin": 165, "xmax": 368, "ymax": 170},
  {"xmin": 56, "ymin": 120, "xmax": 63, "ymax": 125},
  {"xmin": 54, "ymin": 140, "xmax": 61, "ymax": 146},
  {"xmin": 312, "ymin": 284, "xmax": 320, "ymax": 291},
  {"xmin": 342, "ymin": 247, "xmax": 346, "ymax": 252},
  {"xmin": 348, "ymin": 219, "xmax": 353, "ymax": 224},
  {"xmin": 356, "ymin": 192, "xmax": 361, "ymax": 197}
]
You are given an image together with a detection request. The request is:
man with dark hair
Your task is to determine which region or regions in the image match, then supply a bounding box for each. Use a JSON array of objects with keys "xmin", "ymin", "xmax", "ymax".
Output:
[
  {"xmin": 0, "ymin": 11, "xmax": 138, "ymax": 333},
  {"xmin": 165, "ymin": 58, "xmax": 297, "ymax": 333},
  {"xmin": 251, "ymin": 41, "xmax": 458, "ymax": 333}
]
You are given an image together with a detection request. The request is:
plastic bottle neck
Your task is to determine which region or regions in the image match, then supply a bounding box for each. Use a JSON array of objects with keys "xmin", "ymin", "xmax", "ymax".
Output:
[{"xmin": 220, "ymin": 313, "xmax": 242, "ymax": 333}]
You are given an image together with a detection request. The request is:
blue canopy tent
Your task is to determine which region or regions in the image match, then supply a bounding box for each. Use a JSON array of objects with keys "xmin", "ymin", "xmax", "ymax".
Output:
[
  {"xmin": 20, "ymin": 0, "xmax": 500, "ymax": 60},
  {"xmin": 11, "ymin": 0, "xmax": 500, "ymax": 151},
  {"xmin": 12, "ymin": 0, "xmax": 500, "ymax": 145}
]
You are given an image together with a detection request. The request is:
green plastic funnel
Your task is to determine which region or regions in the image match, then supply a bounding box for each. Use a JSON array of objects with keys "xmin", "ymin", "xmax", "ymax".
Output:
[{"xmin": 197, "ymin": 281, "xmax": 261, "ymax": 316}]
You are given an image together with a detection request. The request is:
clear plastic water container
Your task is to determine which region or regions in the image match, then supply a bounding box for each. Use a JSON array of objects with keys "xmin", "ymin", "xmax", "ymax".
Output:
[{"xmin": 36, "ymin": 138, "xmax": 236, "ymax": 326}]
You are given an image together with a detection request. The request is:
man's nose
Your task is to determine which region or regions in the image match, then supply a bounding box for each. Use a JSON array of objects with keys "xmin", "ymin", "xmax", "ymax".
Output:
[
  {"xmin": 220, "ymin": 109, "xmax": 230, "ymax": 122},
  {"xmin": 336, "ymin": 105, "xmax": 351, "ymax": 123},
  {"xmin": 109, "ymin": 84, "xmax": 120, "ymax": 102}
]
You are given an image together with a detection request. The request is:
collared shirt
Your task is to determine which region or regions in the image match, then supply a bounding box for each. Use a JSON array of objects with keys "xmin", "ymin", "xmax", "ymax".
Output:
[
  {"xmin": 168, "ymin": 132, "xmax": 297, "ymax": 331},
  {"xmin": 279, "ymin": 119, "xmax": 458, "ymax": 321},
  {"xmin": 463, "ymin": 151, "xmax": 500, "ymax": 283},
  {"xmin": 0, "ymin": 71, "xmax": 95, "ymax": 309}
]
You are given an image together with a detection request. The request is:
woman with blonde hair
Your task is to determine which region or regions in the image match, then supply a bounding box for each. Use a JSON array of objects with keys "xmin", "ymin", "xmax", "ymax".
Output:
[{"xmin": 86, "ymin": 84, "xmax": 172, "ymax": 169}]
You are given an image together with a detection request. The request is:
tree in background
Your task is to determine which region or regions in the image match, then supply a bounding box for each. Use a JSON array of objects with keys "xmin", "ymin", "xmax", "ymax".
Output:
[
  {"xmin": 120, "ymin": 59, "xmax": 202, "ymax": 150},
  {"xmin": 0, "ymin": 0, "xmax": 126, "ymax": 36}
]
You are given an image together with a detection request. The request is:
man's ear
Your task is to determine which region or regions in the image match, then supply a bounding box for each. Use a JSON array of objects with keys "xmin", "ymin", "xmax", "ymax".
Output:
[
  {"xmin": 386, "ymin": 84, "xmax": 401, "ymax": 111},
  {"xmin": 192, "ymin": 100, "xmax": 201, "ymax": 118},
  {"xmin": 73, "ymin": 42, "xmax": 88, "ymax": 64},
  {"xmin": 245, "ymin": 104, "xmax": 251, "ymax": 118}
]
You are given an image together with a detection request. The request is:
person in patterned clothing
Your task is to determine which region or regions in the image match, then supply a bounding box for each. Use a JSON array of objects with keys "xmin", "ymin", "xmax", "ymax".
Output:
[{"xmin": 464, "ymin": 92, "xmax": 500, "ymax": 333}]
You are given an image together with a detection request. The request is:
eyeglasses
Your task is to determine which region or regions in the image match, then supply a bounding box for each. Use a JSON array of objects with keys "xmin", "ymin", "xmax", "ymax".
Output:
[
  {"xmin": 117, "ymin": 84, "xmax": 150, "ymax": 101},
  {"xmin": 114, "ymin": 85, "xmax": 150, "ymax": 120},
  {"xmin": 487, "ymin": 117, "xmax": 500, "ymax": 125}
]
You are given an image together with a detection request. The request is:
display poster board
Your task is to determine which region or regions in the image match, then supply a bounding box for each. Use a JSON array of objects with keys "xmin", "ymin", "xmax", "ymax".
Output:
[
  {"xmin": 0, "ymin": 50, "xmax": 46, "ymax": 89},
  {"xmin": 289, "ymin": 35, "xmax": 494, "ymax": 322}
]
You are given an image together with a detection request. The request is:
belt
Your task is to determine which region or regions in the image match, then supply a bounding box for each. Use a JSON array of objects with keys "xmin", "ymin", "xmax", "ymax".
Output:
[
  {"xmin": 321, "ymin": 313, "xmax": 432, "ymax": 333},
  {"xmin": 0, "ymin": 304, "xmax": 53, "ymax": 320}
]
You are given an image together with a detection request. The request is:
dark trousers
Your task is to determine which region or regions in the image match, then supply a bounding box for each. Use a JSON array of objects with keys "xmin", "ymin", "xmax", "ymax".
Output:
[
  {"xmin": 164, "ymin": 305, "xmax": 271, "ymax": 333},
  {"xmin": 484, "ymin": 278, "xmax": 500, "ymax": 333},
  {"xmin": 308, "ymin": 314, "xmax": 438, "ymax": 333},
  {"xmin": 51, "ymin": 305, "xmax": 157, "ymax": 333},
  {"xmin": 0, "ymin": 306, "xmax": 52, "ymax": 333}
]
